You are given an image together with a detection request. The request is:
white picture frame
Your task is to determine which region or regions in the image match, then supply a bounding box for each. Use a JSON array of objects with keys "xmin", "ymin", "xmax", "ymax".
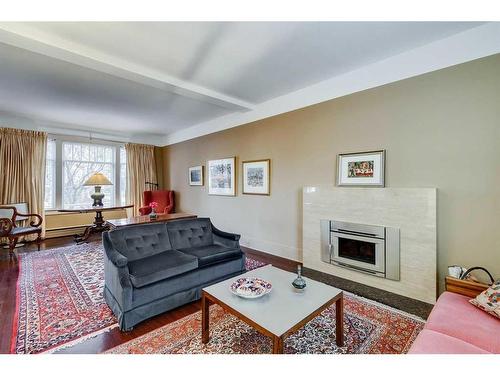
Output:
[
  {"xmin": 242, "ymin": 159, "xmax": 270, "ymax": 195},
  {"xmin": 207, "ymin": 157, "xmax": 236, "ymax": 196},
  {"xmin": 188, "ymin": 165, "xmax": 204, "ymax": 186},
  {"xmin": 337, "ymin": 150, "xmax": 385, "ymax": 187}
]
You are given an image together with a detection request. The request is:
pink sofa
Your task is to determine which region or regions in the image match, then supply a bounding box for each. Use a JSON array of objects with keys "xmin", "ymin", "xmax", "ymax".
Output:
[{"xmin": 409, "ymin": 291, "xmax": 500, "ymax": 354}]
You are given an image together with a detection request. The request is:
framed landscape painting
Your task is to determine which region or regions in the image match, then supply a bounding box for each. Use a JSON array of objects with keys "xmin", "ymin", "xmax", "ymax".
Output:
[
  {"xmin": 188, "ymin": 165, "xmax": 203, "ymax": 186},
  {"xmin": 242, "ymin": 159, "xmax": 270, "ymax": 195},
  {"xmin": 207, "ymin": 157, "xmax": 236, "ymax": 196},
  {"xmin": 337, "ymin": 150, "xmax": 385, "ymax": 187}
]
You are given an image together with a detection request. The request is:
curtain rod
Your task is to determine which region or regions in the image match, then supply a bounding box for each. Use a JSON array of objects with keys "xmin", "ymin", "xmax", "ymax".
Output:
[{"xmin": 47, "ymin": 132, "xmax": 128, "ymax": 145}]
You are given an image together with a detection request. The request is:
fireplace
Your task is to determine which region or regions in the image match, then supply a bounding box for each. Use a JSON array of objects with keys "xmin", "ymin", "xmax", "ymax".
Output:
[{"xmin": 320, "ymin": 220, "xmax": 400, "ymax": 280}]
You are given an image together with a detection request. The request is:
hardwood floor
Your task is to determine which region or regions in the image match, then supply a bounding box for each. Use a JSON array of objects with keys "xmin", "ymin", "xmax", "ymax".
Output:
[
  {"xmin": 0, "ymin": 235, "xmax": 299, "ymax": 354},
  {"xmin": 0, "ymin": 236, "xmax": 76, "ymax": 354}
]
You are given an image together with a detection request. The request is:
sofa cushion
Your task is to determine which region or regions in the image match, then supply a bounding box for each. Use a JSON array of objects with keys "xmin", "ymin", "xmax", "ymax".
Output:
[
  {"xmin": 424, "ymin": 291, "xmax": 500, "ymax": 353},
  {"xmin": 470, "ymin": 280, "xmax": 500, "ymax": 319},
  {"xmin": 178, "ymin": 244, "xmax": 242, "ymax": 267},
  {"xmin": 128, "ymin": 250, "xmax": 198, "ymax": 288},
  {"xmin": 409, "ymin": 329, "xmax": 490, "ymax": 354},
  {"xmin": 108, "ymin": 222, "xmax": 172, "ymax": 261},
  {"xmin": 167, "ymin": 218, "xmax": 213, "ymax": 249},
  {"xmin": 131, "ymin": 256, "xmax": 245, "ymax": 308}
]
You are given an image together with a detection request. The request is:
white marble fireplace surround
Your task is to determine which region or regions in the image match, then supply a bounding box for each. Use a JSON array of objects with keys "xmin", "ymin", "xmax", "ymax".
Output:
[{"xmin": 303, "ymin": 186, "xmax": 437, "ymax": 304}]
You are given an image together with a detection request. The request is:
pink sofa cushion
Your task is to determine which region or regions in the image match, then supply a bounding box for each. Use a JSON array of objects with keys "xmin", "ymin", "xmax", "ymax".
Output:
[
  {"xmin": 409, "ymin": 329, "xmax": 490, "ymax": 354},
  {"xmin": 424, "ymin": 292, "xmax": 500, "ymax": 353}
]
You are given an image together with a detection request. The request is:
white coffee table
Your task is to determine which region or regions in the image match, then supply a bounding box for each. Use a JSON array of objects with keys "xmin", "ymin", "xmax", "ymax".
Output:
[{"xmin": 201, "ymin": 265, "xmax": 344, "ymax": 354}]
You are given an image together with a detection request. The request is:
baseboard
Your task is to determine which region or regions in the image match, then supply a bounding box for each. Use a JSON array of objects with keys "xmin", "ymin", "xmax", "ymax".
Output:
[
  {"xmin": 241, "ymin": 246, "xmax": 300, "ymax": 272},
  {"xmin": 45, "ymin": 226, "xmax": 85, "ymax": 239}
]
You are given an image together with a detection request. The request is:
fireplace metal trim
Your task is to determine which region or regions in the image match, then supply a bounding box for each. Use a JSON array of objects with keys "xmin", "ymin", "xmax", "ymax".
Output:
[
  {"xmin": 320, "ymin": 219, "xmax": 400, "ymax": 281},
  {"xmin": 331, "ymin": 231, "xmax": 385, "ymax": 274},
  {"xmin": 384, "ymin": 226, "xmax": 400, "ymax": 280}
]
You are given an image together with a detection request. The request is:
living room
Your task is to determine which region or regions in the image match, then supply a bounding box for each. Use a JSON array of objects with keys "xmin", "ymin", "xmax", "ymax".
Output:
[{"xmin": 1, "ymin": 1, "xmax": 499, "ymax": 373}]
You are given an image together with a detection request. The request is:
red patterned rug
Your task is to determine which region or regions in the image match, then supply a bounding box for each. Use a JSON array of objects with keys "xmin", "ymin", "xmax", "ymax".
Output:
[
  {"xmin": 11, "ymin": 242, "xmax": 267, "ymax": 354},
  {"xmin": 106, "ymin": 290, "xmax": 424, "ymax": 354},
  {"xmin": 11, "ymin": 242, "xmax": 118, "ymax": 354},
  {"xmin": 12, "ymin": 242, "xmax": 424, "ymax": 354}
]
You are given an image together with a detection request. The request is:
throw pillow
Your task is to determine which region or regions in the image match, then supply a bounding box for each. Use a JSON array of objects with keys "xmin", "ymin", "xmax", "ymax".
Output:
[{"xmin": 469, "ymin": 280, "xmax": 500, "ymax": 319}]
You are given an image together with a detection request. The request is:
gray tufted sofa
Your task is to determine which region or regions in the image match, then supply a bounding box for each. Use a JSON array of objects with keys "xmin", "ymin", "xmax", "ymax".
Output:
[{"xmin": 102, "ymin": 218, "xmax": 246, "ymax": 331}]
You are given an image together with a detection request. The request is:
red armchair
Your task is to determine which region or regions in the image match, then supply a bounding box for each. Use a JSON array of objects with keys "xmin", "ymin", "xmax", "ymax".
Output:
[{"xmin": 139, "ymin": 190, "xmax": 175, "ymax": 216}]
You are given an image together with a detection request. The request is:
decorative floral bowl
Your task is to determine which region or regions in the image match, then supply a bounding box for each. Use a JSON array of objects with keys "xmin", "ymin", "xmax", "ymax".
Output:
[{"xmin": 230, "ymin": 277, "xmax": 272, "ymax": 299}]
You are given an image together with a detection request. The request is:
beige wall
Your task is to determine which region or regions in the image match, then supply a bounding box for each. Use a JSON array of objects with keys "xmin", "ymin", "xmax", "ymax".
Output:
[
  {"xmin": 162, "ymin": 54, "xmax": 500, "ymax": 293},
  {"xmin": 154, "ymin": 146, "xmax": 165, "ymax": 189}
]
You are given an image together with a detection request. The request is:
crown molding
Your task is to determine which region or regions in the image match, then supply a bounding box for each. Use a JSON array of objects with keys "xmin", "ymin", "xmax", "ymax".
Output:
[{"xmin": 0, "ymin": 110, "xmax": 164, "ymax": 145}]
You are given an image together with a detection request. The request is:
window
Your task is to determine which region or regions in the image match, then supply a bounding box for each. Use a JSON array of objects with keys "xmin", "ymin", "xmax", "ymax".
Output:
[
  {"xmin": 44, "ymin": 138, "xmax": 127, "ymax": 210},
  {"xmin": 62, "ymin": 142, "xmax": 116, "ymax": 209},
  {"xmin": 44, "ymin": 139, "xmax": 56, "ymax": 210}
]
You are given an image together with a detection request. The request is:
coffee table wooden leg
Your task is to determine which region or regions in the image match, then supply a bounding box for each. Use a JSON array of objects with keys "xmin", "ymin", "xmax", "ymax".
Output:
[
  {"xmin": 336, "ymin": 293, "xmax": 344, "ymax": 347},
  {"xmin": 201, "ymin": 292, "xmax": 210, "ymax": 344},
  {"xmin": 272, "ymin": 336, "xmax": 284, "ymax": 354}
]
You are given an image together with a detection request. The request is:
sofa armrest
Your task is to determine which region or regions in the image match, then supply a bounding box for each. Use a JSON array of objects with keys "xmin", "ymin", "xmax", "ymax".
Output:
[
  {"xmin": 163, "ymin": 203, "xmax": 174, "ymax": 214},
  {"xmin": 102, "ymin": 232, "xmax": 133, "ymax": 311},
  {"xmin": 212, "ymin": 224, "xmax": 241, "ymax": 248},
  {"xmin": 211, "ymin": 224, "xmax": 241, "ymax": 241},
  {"xmin": 103, "ymin": 238, "xmax": 129, "ymax": 268},
  {"xmin": 139, "ymin": 206, "xmax": 151, "ymax": 215}
]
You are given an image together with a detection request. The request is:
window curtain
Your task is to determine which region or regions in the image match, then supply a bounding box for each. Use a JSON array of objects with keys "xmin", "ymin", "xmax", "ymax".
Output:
[
  {"xmin": 0, "ymin": 127, "xmax": 47, "ymax": 240},
  {"xmin": 125, "ymin": 143, "xmax": 157, "ymax": 216}
]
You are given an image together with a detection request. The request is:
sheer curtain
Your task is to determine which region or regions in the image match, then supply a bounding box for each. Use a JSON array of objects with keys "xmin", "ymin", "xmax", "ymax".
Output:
[
  {"xmin": 0, "ymin": 127, "xmax": 47, "ymax": 239},
  {"xmin": 125, "ymin": 143, "xmax": 157, "ymax": 216}
]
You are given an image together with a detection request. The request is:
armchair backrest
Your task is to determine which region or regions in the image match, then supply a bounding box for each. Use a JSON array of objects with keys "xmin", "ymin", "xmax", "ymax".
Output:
[
  {"xmin": 0, "ymin": 203, "xmax": 42, "ymax": 236},
  {"xmin": 142, "ymin": 190, "xmax": 175, "ymax": 214},
  {"xmin": 0, "ymin": 203, "xmax": 28, "ymax": 221},
  {"xmin": 0, "ymin": 207, "xmax": 15, "ymax": 221}
]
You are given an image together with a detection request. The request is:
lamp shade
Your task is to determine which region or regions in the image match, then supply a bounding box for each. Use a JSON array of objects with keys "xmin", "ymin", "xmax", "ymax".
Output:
[{"xmin": 83, "ymin": 172, "xmax": 113, "ymax": 186}]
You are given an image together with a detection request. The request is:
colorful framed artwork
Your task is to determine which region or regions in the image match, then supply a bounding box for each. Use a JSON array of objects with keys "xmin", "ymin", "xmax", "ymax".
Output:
[
  {"xmin": 188, "ymin": 165, "xmax": 203, "ymax": 186},
  {"xmin": 242, "ymin": 159, "xmax": 270, "ymax": 195},
  {"xmin": 337, "ymin": 150, "xmax": 385, "ymax": 187},
  {"xmin": 207, "ymin": 157, "xmax": 236, "ymax": 196}
]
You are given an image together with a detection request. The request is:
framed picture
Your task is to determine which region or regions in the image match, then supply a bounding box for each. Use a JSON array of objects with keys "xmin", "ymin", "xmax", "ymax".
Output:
[
  {"xmin": 337, "ymin": 150, "xmax": 385, "ymax": 187},
  {"xmin": 242, "ymin": 159, "xmax": 270, "ymax": 195},
  {"xmin": 207, "ymin": 157, "xmax": 236, "ymax": 196},
  {"xmin": 188, "ymin": 165, "xmax": 203, "ymax": 186}
]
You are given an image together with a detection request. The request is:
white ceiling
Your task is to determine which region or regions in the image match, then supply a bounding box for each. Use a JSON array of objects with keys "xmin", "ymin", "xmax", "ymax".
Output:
[
  {"xmin": 0, "ymin": 43, "xmax": 232, "ymax": 134},
  {"xmin": 0, "ymin": 21, "xmax": 497, "ymax": 145}
]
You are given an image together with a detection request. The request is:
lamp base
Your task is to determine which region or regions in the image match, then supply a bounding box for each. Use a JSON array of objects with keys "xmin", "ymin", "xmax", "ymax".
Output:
[{"xmin": 90, "ymin": 185, "xmax": 105, "ymax": 207}]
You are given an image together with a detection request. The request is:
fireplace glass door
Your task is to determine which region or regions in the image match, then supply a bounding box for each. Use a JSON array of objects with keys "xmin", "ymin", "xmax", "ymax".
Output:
[
  {"xmin": 338, "ymin": 237, "xmax": 376, "ymax": 265},
  {"xmin": 331, "ymin": 232, "xmax": 385, "ymax": 275}
]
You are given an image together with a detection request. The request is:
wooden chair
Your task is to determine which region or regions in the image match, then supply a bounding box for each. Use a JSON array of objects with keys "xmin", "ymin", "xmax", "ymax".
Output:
[{"xmin": 0, "ymin": 205, "xmax": 43, "ymax": 256}]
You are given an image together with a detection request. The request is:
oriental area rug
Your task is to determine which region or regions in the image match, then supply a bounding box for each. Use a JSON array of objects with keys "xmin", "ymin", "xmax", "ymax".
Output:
[
  {"xmin": 105, "ymin": 292, "xmax": 424, "ymax": 354},
  {"xmin": 11, "ymin": 241, "xmax": 424, "ymax": 354},
  {"xmin": 11, "ymin": 242, "xmax": 118, "ymax": 354}
]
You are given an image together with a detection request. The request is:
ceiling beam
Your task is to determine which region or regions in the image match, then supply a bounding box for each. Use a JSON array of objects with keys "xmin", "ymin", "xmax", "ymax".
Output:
[
  {"xmin": 0, "ymin": 23, "xmax": 255, "ymax": 112},
  {"xmin": 164, "ymin": 22, "xmax": 500, "ymax": 145}
]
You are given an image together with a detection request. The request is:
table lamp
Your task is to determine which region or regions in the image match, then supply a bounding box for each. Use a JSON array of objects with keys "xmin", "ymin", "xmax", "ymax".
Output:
[{"xmin": 83, "ymin": 172, "xmax": 113, "ymax": 206}]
